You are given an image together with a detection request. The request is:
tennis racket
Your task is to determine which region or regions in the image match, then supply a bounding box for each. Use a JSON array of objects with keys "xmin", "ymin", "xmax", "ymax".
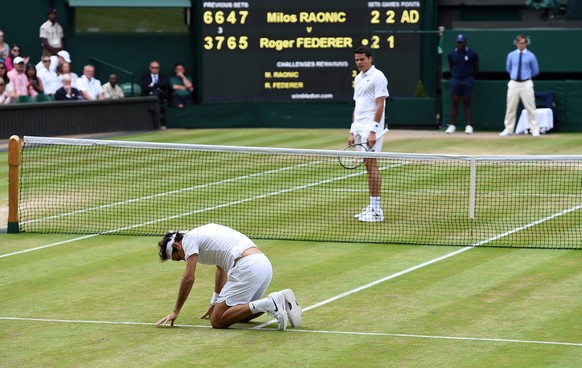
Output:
[{"xmin": 338, "ymin": 128, "xmax": 389, "ymax": 169}]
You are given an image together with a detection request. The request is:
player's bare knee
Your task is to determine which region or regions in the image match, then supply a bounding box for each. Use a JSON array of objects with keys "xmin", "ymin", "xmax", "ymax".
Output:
[{"xmin": 210, "ymin": 317, "xmax": 229, "ymax": 329}]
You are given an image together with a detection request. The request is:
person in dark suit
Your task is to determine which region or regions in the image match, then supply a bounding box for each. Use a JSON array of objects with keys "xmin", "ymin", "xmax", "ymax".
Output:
[
  {"xmin": 141, "ymin": 60, "xmax": 169, "ymax": 104},
  {"xmin": 54, "ymin": 74, "xmax": 80, "ymax": 100}
]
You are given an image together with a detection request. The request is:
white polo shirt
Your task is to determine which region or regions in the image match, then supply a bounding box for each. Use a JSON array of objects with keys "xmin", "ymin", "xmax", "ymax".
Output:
[
  {"xmin": 353, "ymin": 65, "xmax": 389, "ymax": 125},
  {"xmin": 39, "ymin": 20, "xmax": 64, "ymax": 49},
  {"xmin": 77, "ymin": 75, "xmax": 103, "ymax": 99},
  {"xmin": 181, "ymin": 224, "xmax": 257, "ymax": 271},
  {"xmin": 37, "ymin": 68, "xmax": 62, "ymax": 95}
]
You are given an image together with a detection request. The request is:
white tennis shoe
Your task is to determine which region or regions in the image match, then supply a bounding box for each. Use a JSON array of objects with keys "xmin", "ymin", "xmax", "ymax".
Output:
[
  {"xmin": 281, "ymin": 289, "xmax": 302, "ymax": 328},
  {"xmin": 359, "ymin": 209, "xmax": 384, "ymax": 222},
  {"xmin": 465, "ymin": 125, "xmax": 473, "ymax": 134},
  {"xmin": 499, "ymin": 129, "xmax": 512, "ymax": 137},
  {"xmin": 531, "ymin": 128, "xmax": 540, "ymax": 137},
  {"xmin": 445, "ymin": 125, "xmax": 456, "ymax": 134},
  {"xmin": 267, "ymin": 291, "xmax": 288, "ymax": 330},
  {"xmin": 354, "ymin": 206, "xmax": 372, "ymax": 219}
]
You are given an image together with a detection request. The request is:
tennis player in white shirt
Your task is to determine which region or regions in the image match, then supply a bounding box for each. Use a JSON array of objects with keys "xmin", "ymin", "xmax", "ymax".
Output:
[
  {"xmin": 350, "ymin": 46, "xmax": 389, "ymax": 222},
  {"xmin": 156, "ymin": 223, "xmax": 302, "ymax": 330}
]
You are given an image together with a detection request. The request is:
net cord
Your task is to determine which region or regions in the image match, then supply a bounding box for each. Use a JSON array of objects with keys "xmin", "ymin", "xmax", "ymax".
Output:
[{"xmin": 22, "ymin": 136, "xmax": 582, "ymax": 162}]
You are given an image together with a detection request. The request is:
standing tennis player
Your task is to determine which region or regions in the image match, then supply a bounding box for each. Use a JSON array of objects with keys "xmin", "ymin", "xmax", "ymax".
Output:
[
  {"xmin": 350, "ymin": 46, "xmax": 389, "ymax": 222},
  {"xmin": 156, "ymin": 223, "xmax": 302, "ymax": 330}
]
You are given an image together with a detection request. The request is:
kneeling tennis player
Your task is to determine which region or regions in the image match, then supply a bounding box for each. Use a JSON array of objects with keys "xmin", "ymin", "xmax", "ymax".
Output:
[{"xmin": 155, "ymin": 223, "xmax": 302, "ymax": 330}]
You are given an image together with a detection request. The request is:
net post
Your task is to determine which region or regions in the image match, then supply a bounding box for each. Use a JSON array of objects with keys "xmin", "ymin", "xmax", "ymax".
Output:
[
  {"xmin": 469, "ymin": 156, "xmax": 476, "ymax": 221},
  {"xmin": 7, "ymin": 135, "xmax": 21, "ymax": 233}
]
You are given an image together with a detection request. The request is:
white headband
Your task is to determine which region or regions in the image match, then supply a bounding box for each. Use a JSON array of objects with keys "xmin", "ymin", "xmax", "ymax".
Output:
[{"xmin": 165, "ymin": 233, "xmax": 177, "ymax": 260}]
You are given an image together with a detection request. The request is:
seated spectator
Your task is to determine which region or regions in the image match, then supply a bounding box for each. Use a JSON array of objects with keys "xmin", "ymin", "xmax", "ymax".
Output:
[
  {"xmin": 25, "ymin": 64, "xmax": 43, "ymax": 97},
  {"xmin": 0, "ymin": 61, "xmax": 15, "ymax": 98},
  {"xmin": 5, "ymin": 44, "xmax": 29, "ymax": 72},
  {"xmin": 141, "ymin": 60, "xmax": 169, "ymax": 104},
  {"xmin": 0, "ymin": 30, "xmax": 9, "ymax": 63},
  {"xmin": 57, "ymin": 61, "xmax": 78, "ymax": 88},
  {"xmin": 0, "ymin": 77, "xmax": 15, "ymax": 105},
  {"xmin": 54, "ymin": 75, "xmax": 80, "ymax": 101},
  {"xmin": 102, "ymin": 73, "xmax": 124, "ymax": 99},
  {"xmin": 7, "ymin": 57, "xmax": 34, "ymax": 98},
  {"xmin": 0, "ymin": 61, "xmax": 10, "ymax": 86},
  {"xmin": 170, "ymin": 62, "xmax": 194, "ymax": 107},
  {"xmin": 36, "ymin": 56, "xmax": 62, "ymax": 96},
  {"xmin": 36, "ymin": 49, "xmax": 71, "ymax": 74},
  {"xmin": 77, "ymin": 64, "xmax": 104, "ymax": 100}
]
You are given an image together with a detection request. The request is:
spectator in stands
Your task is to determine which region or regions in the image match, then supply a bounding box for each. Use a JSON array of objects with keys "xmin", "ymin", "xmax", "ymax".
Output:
[
  {"xmin": 141, "ymin": 60, "xmax": 169, "ymax": 104},
  {"xmin": 25, "ymin": 64, "xmax": 43, "ymax": 97},
  {"xmin": 37, "ymin": 56, "xmax": 62, "ymax": 97},
  {"xmin": 0, "ymin": 61, "xmax": 14, "ymax": 97},
  {"xmin": 5, "ymin": 44, "xmax": 29, "ymax": 72},
  {"xmin": 102, "ymin": 73, "xmax": 124, "ymax": 99},
  {"xmin": 7, "ymin": 56, "xmax": 34, "ymax": 98},
  {"xmin": 500, "ymin": 34, "xmax": 540, "ymax": 137},
  {"xmin": 0, "ymin": 30, "xmax": 10, "ymax": 63},
  {"xmin": 170, "ymin": 62, "xmax": 194, "ymax": 107},
  {"xmin": 77, "ymin": 64, "xmax": 104, "ymax": 100},
  {"xmin": 0, "ymin": 77, "xmax": 14, "ymax": 105},
  {"xmin": 36, "ymin": 50, "xmax": 71, "ymax": 74},
  {"xmin": 54, "ymin": 74, "xmax": 80, "ymax": 101},
  {"xmin": 0, "ymin": 61, "xmax": 11, "ymax": 87},
  {"xmin": 0, "ymin": 61, "xmax": 15, "ymax": 100},
  {"xmin": 57, "ymin": 61, "xmax": 78, "ymax": 88},
  {"xmin": 40, "ymin": 8, "xmax": 65, "ymax": 57},
  {"xmin": 445, "ymin": 34, "xmax": 479, "ymax": 135}
]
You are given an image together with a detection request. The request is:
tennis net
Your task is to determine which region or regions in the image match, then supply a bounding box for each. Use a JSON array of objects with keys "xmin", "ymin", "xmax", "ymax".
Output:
[{"xmin": 14, "ymin": 136, "xmax": 582, "ymax": 248}]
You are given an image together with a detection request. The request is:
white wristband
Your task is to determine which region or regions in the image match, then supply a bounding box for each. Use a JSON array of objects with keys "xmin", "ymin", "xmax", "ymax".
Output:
[{"xmin": 210, "ymin": 292, "xmax": 220, "ymax": 305}]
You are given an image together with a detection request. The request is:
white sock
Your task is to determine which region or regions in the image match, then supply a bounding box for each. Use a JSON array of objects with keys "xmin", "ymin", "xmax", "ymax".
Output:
[
  {"xmin": 249, "ymin": 297, "xmax": 270, "ymax": 314},
  {"xmin": 370, "ymin": 196, "xmax": 381, "ymax": 212}
]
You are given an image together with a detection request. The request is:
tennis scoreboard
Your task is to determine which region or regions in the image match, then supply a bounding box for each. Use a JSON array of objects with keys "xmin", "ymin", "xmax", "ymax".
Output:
[{"xmin": 199, "ymin": 1, "xmax": 423, "ymax": 103}]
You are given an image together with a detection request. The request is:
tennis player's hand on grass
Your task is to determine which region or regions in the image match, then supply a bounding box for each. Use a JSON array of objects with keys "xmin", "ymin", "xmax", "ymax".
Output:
[
  {"xmin": 199, "ymin": 305, "xmax": 214, "ymax": 319},
  {"xmin": 156, "ymin": 311, "xmax": 179, "ymax": 327}
]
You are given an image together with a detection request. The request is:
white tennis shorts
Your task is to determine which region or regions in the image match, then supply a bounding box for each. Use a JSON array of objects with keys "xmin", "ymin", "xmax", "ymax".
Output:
[
  {"xmin": 352, "ymin": 123, "xmax": 384, "ymax": 152},
  {"xmin": 217, "ymin": 253, "xmax": 273, "ymax": 307}
]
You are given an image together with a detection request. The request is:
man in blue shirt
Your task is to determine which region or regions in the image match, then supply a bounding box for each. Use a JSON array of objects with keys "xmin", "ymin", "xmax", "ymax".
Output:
[
  {"xmin": 446, "ymin": 34, "xmax": 479, "ymax": 134},
  {"xmin": 500, "ymin": 34, "xmax": 540, "ymax": 137}
]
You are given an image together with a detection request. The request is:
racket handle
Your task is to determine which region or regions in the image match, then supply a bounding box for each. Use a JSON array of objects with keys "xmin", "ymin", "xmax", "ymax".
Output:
[
  {"xmin": 367, "ymin": 128, "xmax": 389, "ymax": 150},
  {"xmin": 376, "ymin": 128, "xmax": 389, "ymax": 139}
]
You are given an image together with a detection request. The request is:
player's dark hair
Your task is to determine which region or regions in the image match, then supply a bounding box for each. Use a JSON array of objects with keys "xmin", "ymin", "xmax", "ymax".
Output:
[
  {"xmin": 157, "ymin": 231, "xmax": 185, "ymax": 262},
  {"xmin": 355, "ymin": 46, "xmax": 373, "ymax": 58}
]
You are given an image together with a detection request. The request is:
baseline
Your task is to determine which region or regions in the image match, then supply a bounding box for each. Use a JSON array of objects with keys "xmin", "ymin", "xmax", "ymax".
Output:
[{"xmin": 0, "ymin": 317, "xmax": 580, "ymax": 347}]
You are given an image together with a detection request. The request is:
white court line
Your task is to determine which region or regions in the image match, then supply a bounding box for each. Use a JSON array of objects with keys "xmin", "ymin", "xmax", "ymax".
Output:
[
  {"xmin": 327, "ymin": 188, "xmax": 582, "ymax": 199},
  {"xmin": 4, "ymin": 162, "xmax": 404, "ymax": 259},
  {"xmin": 0, "ymin": 317, "xmax": 580, "ymax": 347},
  {"xmin": 0, "ymin": 234, "xmax": 99, "ymax": 259},
  {"xmin": 254, "ymin": 202, "xmax": 582, "ymax": 329},
  {"xmin": 23, "ymin": 159, "xmax": 405, "ymax": 226},
  {"xmin": 22, "ymin": 160, "xmax": 325, "ymax": 225},
  {"xmin": 97, "ymin": 166, "xmax": 375, "ymax": 235},
  {"xmin": 9, "ymin": 160, "xmax": 347, "ymax": 258}
]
